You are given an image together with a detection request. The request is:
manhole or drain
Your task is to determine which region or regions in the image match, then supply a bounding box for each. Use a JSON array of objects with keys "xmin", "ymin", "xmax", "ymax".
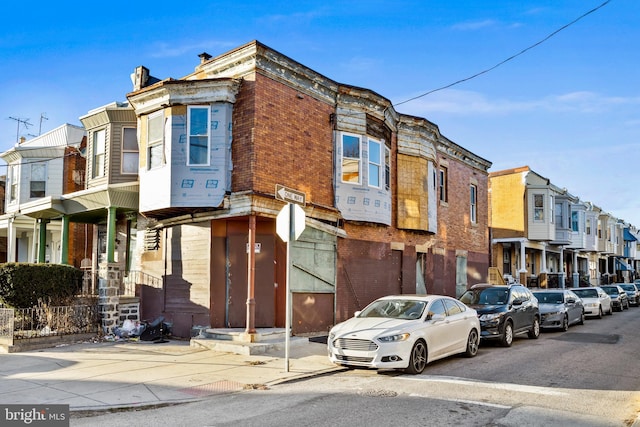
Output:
[
  {"xmin": 551, "ymin": 332, "xmax": 620, "ymax": 344},
  {"xmin": 357, "ymin": 389, "xmax": 398, "ymax": 398},
  {"xmin": 180, "ymin": 380, "xmax": 245, "ymax": 396}
]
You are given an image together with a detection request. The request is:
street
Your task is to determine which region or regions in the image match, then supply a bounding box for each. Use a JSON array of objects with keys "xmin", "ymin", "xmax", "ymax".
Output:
[{"xmin": 71, "ymin": 305, "xmax": 640, "ymax": 426}]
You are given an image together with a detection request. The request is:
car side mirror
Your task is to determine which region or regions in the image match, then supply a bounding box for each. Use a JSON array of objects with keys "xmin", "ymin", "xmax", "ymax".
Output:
[
  {"xmin": 567, "ymin": 298, "xmax": 575, "ymax": 304},
  {"xmin": 512, "ymin": 298, "xmax": 523, "ymax": 306},
  {"xmin": 429, "ymin": 313, "xmax": 446, "ymax": 322},
  {"xmin": 354, "ymin": 311, "xmax": 362, "ymax": 317}
]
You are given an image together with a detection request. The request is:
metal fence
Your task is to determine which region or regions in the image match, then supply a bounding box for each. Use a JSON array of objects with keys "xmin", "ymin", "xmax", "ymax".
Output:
[{"xmin": 11, "ymin": 305, "xmax": 100, "ymax": 340}]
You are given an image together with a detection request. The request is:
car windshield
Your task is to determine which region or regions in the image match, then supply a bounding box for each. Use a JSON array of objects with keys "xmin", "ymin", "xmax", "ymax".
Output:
[
  {"xmin": 573, "ymin": 289, "xmax": 597, "ymax": 298},
  {"xmin": 602, "ymin": 287, "xmax": 619, "ymax": 296},
  {"xmin": 620, "ymin": 285, "xmax": 634, "ymax": 291},
  {"xmin": 533, "ymin": 292, "xmax": 564, "ymax": 304},
  {"xmin": 460, "ymin": 288, "xmax": 509, "ymax": 305},
  {"xmin": 358, "ymin": 299, "xmax": 427, "ymax": 320}
]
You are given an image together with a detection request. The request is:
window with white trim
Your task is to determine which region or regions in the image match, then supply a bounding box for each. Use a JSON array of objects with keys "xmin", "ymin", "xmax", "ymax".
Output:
[
  {"xmin": 30, "ymin": 163, "xmax": 46, "ymax": 198},
  {"xmin": 121, "ymin": 127, "xmax": 139, "ymax": 174},
  {"xmin": 187, "ymin": 106, "xmax": 210, "ymax": 166},
  {"xmin": 92, "ymin": 129, "xmax": 105, "ymax": 178},
  {"xmin": 368, "ymin": 138, "xmax": 381, "ymax": 188},
  {"xmin": 9, "ymin": 165, "xmax": 18, "ymax": 202},
  {"xmin": 147, "ymin": 111, "xmax": 164, "ymax": 170},
  {"xmin": 470, "ymin": 184, "xmax": 477, "ymax": 223},
  {"xmin": 533, "ymin": 194, "xmax": 544, "ymax": 221},
  {"xmin": 341, "ymin": 133, "xmax": 361, "ymax": 184}
]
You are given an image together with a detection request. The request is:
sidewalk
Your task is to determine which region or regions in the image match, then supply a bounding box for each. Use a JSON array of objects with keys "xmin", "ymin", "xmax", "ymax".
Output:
[{"xmin": 0, "ymin": 336, "xmax": 343, "ymax": 412}]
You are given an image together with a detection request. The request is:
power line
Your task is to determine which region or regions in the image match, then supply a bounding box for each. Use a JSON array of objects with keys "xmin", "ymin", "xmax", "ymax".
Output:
[{"xmin": 393, "ymin": 0, "xmax": 612, "ymax": 107}]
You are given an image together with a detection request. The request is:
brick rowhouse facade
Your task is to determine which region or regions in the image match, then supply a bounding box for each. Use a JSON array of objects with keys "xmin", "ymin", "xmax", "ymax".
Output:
[{"xmin": 127, "ymin": 41, "xmax": 491, "ymax": 336}]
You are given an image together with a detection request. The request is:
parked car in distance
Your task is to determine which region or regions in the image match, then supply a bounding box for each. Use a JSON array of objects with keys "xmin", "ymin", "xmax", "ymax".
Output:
[
  {"xmin": 571, "ymin": 287, "xmax": 613, "ymax": 318},
  {"xmin": 327, "ymin": 295, "xmax": 481, "ymax": 374},
  {"xmin": 617, "ymin": 283, "xmax": 640, "ymax": 307},
  {"xmin": 459, "ymin": 283, "xmax": 540, "ymax": 347},
  {"xmin": 531, "ymin": 289, "xmax": 585, "ymax": 331},
  {"xmin": 601, "ymin": 284, "xmax": 630, "ymax": 311}
]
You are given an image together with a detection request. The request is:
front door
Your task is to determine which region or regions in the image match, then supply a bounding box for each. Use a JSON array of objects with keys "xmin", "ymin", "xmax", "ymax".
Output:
[{"xmin": 226, "ymin": 230, "xmax": 275, "ymax": 328}]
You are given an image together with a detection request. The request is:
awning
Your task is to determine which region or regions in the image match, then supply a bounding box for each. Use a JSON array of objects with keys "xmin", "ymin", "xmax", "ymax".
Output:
[
  {"xmin": 623, "ymin": 228, "xmax": 638, "ymax": 241},
  {"xmin": 616, "ymin": 258, "xmax": 632, "ymax": 271}
]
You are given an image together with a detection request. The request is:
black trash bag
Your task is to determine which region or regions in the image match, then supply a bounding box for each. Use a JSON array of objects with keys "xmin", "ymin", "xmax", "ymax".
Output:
[{"xmin": 140, "ymin": 316, "xmax": 171, "ymax": 342}]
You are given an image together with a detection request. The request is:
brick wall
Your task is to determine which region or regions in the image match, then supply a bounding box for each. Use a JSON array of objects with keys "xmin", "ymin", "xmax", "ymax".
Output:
[{"xmin": 233, "ymin": 74, "xmax": 335, "ymax": 208}]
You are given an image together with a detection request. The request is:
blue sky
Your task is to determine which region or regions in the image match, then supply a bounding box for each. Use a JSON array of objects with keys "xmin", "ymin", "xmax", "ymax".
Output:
[{"xmin": 1, "ymin": 1, "xmax": 638, "ymax": 226}]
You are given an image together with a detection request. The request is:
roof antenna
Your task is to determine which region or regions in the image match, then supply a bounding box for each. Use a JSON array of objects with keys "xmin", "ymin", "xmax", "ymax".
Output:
[
  {"xmin": 7, "ymin": 116, "xmax": 32, "ymax": 143},
  {"xmin": 39, "ymin": 113, "xmax": 48, "ymax": 135}
]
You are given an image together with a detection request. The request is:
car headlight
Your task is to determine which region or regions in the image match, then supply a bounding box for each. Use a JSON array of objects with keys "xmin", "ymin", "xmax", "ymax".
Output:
[
  {"xmin": 378, "ymin": 333, "xmax": 410, "ymax": 342},
  {"xmin": 479, "ymin": 313, "xmax": 502, "ymax": 321}
]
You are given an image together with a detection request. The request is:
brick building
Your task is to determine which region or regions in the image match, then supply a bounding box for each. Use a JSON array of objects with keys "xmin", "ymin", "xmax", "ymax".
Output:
[{"xmin": 126, "ymin": 41, "xmax": 491, "ymax": 337}]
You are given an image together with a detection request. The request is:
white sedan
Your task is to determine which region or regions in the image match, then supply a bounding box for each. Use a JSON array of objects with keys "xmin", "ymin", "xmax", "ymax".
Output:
[{"xmin": 327, "ymin": 295, "xmax": 481, "ymax": 374}]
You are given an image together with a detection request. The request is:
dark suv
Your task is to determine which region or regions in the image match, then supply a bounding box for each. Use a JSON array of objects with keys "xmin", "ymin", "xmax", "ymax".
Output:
[{"xmin": 459, "ymin": 284, "xmax": 540, "ymax": 347}]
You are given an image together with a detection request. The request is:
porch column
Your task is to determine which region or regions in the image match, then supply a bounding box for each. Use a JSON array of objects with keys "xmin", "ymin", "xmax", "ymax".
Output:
[
  {"xmin": 106, "ymin": 206, "xmax": 117, "ymax": 263},
  {"xmin": 572, "ymin": 251, "xmax": 579, "ymax": 287},
  {"xmin": 539, "ymin": 243, "xmax": 548, "ymax": 288},
  {"xmin": 558, "ymin": 246, "xmax": 565, "ymax": 288},
  {"xmin": 7, "ymin": 217, "xmax": 16, "ymax": 262},
  {"xmin": 518, "ymin": 239, "xmax": 527, "ymax": 285},
  {"xmin": 60, "ymin": 215, "xmax": 70, "ymax": 265},
  {"xmin": 37, "ymin": 219, "xmax": 48, "ymax": 263}
]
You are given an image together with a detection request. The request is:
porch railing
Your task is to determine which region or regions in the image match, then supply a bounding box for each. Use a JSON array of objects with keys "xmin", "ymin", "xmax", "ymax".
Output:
[{"xmin": 80, "ymin": 270, "xmax": 162, "ymax": 297}]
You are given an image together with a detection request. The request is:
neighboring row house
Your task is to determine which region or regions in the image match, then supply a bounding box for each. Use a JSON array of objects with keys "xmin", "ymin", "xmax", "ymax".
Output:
[
  {"xmin": 0, "ymin": 124, "xmax": 89, "ymax": 267},
  {"xmin": 489, "ymin": 166, "xmax": 639, "ymax": 289}
]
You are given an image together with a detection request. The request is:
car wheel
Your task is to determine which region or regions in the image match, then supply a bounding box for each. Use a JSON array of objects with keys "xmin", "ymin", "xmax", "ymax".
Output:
[
  {"xmin": 626, "ymin": 301, "xmax": 630, "ymax": 310},
  {"xmin": 528, "ymin": 317, "xmax": 541, "ymax": 339},
  {"xmin": 500, "ymin": 321, "xmax": 514, "ymax": 347},
  {"xmin": 464, "ymin": 329, "xmax": 479, "ymax": 358},
  {"xmin": 404, "ymin": 340, "xmax": 427, "ymax": 375},
  {"xmin": 561, "ymin": 315, "xmax": 569, "ymax": 332},
  {"xmin": 597, "ymin": 306, "xmax": 603, "ymax": 319},
  {"xmin": 578, "ymin": 311, "xmax": 585, "ymax": 325},
  {"xmin": 607, "ymin": 305, "xmax": 613, "ymax": 315}
]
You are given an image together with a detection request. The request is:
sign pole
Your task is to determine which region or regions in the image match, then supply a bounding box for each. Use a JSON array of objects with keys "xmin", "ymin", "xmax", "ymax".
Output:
[{"xmin": 285, "ymin": 203, "xmax": 295, "ymax": 372}]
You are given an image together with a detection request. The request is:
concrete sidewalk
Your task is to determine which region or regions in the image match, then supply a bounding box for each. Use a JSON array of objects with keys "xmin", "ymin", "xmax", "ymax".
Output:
[{"xmin": 0, "ymin": 336, "xmax": 343, "ymax": 412}]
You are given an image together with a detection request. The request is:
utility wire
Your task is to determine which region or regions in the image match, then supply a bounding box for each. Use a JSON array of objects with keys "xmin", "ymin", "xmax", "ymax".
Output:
[{"xmin": 393, "ymin": 0, "xmax": 612, "ymax": 107}]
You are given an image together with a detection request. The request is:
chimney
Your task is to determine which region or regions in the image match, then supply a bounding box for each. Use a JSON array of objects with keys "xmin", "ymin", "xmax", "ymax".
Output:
[
  {"xmin": 198, "ymin": 52, "xmax": 212, "ymax": 64},
  {"xmin": 19, "ymin": 136, "xmax": 26, "ymax": 144}
]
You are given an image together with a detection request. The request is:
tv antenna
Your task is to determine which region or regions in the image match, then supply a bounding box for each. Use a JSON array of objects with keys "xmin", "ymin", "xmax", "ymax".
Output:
[
  {"xmin": 39, "ymin": 113, "xmax": 48, "ymax": 135},
  {"xmin": 8, "ymin": 116, "xmax": 32, "ymax": 143}
]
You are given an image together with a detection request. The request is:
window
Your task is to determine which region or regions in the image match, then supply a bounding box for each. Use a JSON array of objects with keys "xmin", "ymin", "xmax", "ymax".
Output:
[
  {"xmin": 30, "ymin": 163, "xmax": 46, "ymax": 198},
  {"xmin": 147, "ymin": 112, "xmax": 164, "ymax": 169},
  {"xmin": 188, "ymin": 106, "xmax": 210, "ymax": 166},
  {"xmin": 443, "ymin": 298, "xmax": 464, "ymax": 316},
  {"xmin": 92, "ymin": 129, "xmax": 106, "ymax": 178},
  {"xmin": 586, "ymin": 218, "xmax": 591, "ymax": 235},
  {"xmin": 470, "ymin": 184, "xmax": 477, "ymax": 223},
  {"xmin": 571, "ymin": 211, "xmax": 579, "ymax": 232},
  {"xmin": 439, "ymin": 167, "xmax": 448, "ymax": 202},
  {"xmin": 341, "ymin": 133, "xmax": 361, "ymax": 183},
  {"xmin": 384, "ymin": 146, "xmax": 390, "ymax": 191},
  {"xmin": 121, "ymin": 127, "xmax": 139, "ymax": 174},
  {"xmin": 9, "ymin": 165, "xmax": 18, "ymax": 201},
  {"xmin": 555, "ymin": 202, "xmax": 563, "ymax": 227},
  {"xmin": 534, "ymin": 194, "xmax": 544, "ymax": 221},
  {"xmin": 368, "ymin": 139, "xmax": 381, "ymax": 188}
]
